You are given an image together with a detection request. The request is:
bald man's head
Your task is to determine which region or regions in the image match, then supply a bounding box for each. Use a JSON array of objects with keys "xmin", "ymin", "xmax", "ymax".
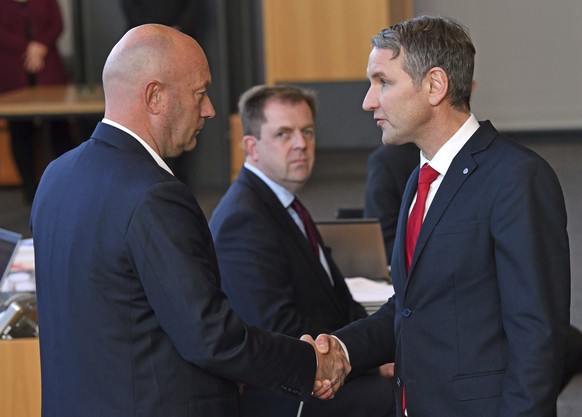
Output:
[
  {"xmin": 100, "ymin": 24, "xmax": 215, "ymax": 158},
  {"xmin": 103, "ymin": 24, "xmax": 203, "ymax": 106}
]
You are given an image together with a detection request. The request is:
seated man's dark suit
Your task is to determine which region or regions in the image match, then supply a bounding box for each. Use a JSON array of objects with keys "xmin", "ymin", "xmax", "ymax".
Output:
[
  {"xmin": 210, "ymin": 166, "xmax": 395, "ymax": 417},
  {"xmin": 30, "ymin": 123, "xmax": 318, "ymax": 417}
]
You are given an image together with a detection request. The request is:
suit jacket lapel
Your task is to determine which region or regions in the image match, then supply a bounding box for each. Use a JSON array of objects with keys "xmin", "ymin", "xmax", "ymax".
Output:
[
  {"xmin": 392, "ymin": 166, "xmax": 419, "ymax": 294},
  {"xmin": 239, "ymin": 168, "xmax": 347, "ymax": 309},
  {"xmin": 409, "ymin": 153, "xmax": 477, "ymax": 275},
  {"xmin": 398, "ymin": 122, "xmax": 498, "ymax": 288}
]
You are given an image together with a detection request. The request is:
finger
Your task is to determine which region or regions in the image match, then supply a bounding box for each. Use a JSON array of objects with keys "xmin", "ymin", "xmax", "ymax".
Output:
[
  {"xmin": 312, "ymin": 385, "xmax": 335, "ymax": 400},
  {"xmin": 312, "ymin": 378, "xmax": 323, "ymax": 392},
  {"xmin": 318, "ymin": 389, "xmax": 335, "ymax": 400}
]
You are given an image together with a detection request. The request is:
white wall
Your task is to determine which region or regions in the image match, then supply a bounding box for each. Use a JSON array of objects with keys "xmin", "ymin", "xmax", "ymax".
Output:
[{"xmin": 413, "ymin": 0, "xmax": 582, "ymax": 131}]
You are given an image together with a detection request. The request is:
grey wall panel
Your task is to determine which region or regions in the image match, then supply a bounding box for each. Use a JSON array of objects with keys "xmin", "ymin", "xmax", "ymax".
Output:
[
  {"xmin": 283, "ymin": 81, "xmax": 383, "ymax": 150},
  {"xmin": 173, "ymin": 0, "xmax": 231, "ymax": 192},
  {"xmin": 413, "ymin": 0, "xmax": 582, "ymax": 131},
  {"xmin": 78, "ymin": 0, "xmax": 127, "ymax": 85}
]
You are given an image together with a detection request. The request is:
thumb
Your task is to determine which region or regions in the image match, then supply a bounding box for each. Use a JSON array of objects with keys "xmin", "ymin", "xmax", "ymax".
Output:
[{"xmin": 315, "ymin": 334, "xmax": 330, "ymax": 354}]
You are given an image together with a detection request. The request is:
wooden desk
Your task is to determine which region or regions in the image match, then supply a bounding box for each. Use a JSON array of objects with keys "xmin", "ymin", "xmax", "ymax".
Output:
[
  {"xmin": 0, "ymin": 119, "xmax": 21, "ymax": 185},
  {"xmin": 0, "ymin": 84, "xmax": 104, "ymax": 119},
  {"xmin": 0, "ymin": 84, "xmax": 104, "ymax": 186},
  {"xmin": 0, "ymin": 338, "xmax": 41, "ymax": 417}
]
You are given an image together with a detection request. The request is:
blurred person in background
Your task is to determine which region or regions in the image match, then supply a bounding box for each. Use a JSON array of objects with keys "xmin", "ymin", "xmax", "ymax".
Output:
[{"xmin": 0, "ymin": 0, "xmax": 75, "ymax": 204}]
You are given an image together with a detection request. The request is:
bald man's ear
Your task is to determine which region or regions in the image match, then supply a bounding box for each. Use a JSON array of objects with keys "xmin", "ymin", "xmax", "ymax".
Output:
[
  {"xmin": 426, "ymin": 67, "xmax": 448, "ymax": 107},
  {"xmin": 242, "ymin": 135, "xmax": 259, "ymax": 162},
  {"xmin": 144, "ymin": 81, "xmax": 163, "ymax": 114}
]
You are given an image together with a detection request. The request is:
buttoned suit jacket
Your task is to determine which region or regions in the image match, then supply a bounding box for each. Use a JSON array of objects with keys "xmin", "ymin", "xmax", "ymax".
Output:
[
  {"xmin": 30, "ymin": 123, "xmax": 316, "ymax": 417},
  {"xmin": 334, "ymin": 121, "xmax": 571, "ymax": 417}
]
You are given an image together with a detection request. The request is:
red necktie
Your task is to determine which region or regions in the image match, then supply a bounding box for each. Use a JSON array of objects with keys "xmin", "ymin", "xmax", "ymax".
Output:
[
  {"xmin": 405, "ymin": 164, "xmax": 439, "ymax": 272},
  {"xmin": 291, "ymin": 198, "xmax": 319, "ymax": 254},
  {"xmin": 402, "ymin": 167, "xmax": 438, "ymax": 415}
]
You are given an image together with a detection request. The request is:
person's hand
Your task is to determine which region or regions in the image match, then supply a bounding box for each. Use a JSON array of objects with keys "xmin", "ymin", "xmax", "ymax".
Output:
[
  {"xmin": 23, "ymin": 41, "xmax": 48, "ymax": 73},
  {"xmin": 379, "ymin": 362, "xmax": 394, "ymax": 378},
  {"xmin": 300, "ymin": 334, "xmax": 351, "ymax": 400}
]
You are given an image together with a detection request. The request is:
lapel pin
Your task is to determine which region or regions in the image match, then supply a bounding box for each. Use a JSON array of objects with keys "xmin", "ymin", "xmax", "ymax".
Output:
[{"xmin": 463, "ymin": 168, "xmax": 469, "ymax": 174}]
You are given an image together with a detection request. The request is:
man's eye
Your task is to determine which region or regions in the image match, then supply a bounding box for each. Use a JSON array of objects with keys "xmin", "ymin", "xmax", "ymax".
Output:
[{"xmin": 276, "ymin": 131, "xmax": 291, "ymax": 140}]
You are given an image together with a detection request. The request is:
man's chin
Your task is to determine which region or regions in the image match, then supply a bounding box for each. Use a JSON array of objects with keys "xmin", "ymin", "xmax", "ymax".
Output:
[
  {"xmin": 381, "ymin": 133, "xmax": 408, "ymax": 147},
  {"xmin": 290, "ymin": 174, "xmax": 311, "ymax": 188},
  {"xmin": 185, "ymin": 137, "xmax": 198, "ymax": 152},
  {"xmin": 381, "ymin": 134, "xmax": 394, "ymax": 146}
]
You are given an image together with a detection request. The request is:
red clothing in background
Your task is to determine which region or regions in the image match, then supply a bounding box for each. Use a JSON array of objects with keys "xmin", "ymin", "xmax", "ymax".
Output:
[{"xmin": 0, "ymin": 0, "xmax": 69, "ymax": 94}]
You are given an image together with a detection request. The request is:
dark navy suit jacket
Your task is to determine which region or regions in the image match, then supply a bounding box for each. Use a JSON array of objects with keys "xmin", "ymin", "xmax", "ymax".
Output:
[
  {"xmin": 210, "ymin": 167, "xmax": 367, "ymax": 337},
  {"xmin": 209, "ymin": 167, "xmax": 386, "ymax": 416},
  {"xmin": 30, "ymin": 123, "xmax": 316, "ymax": 417},
  {"xmin": 335, "ymin": 121, "xmax": 571, "ymax": 417}
]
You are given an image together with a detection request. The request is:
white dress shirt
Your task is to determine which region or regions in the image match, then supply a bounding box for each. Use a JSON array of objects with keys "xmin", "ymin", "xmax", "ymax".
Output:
[
  {"xmin": 102, "ymin": 118, "xmax": 174, "ymax": 176},
  {"xmin": 410, "ymin": 114, "xmax": 480, "ymax": 219}
]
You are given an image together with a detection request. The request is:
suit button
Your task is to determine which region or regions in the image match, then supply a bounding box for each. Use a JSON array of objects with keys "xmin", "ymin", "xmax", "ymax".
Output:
[
  {"xmin": 396, "ymin": 377, "xmax": 402, "ymax": 387},
  {"xmin": 402, "ymin": 308, "xmax": 412, "ymax": 317}
]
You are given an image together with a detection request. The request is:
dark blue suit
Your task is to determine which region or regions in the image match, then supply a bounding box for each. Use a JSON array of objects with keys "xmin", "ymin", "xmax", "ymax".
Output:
[
  {"xmin": 335, "ymin": 121, "xmax": 571, "ymax": 417},
  {"xmin": 30, "ymin": 123, "xmax": 317, "ymax": 417},
  {"xmin": 210, "ymin": 167, "xmax": 394, "ymax": 417}
]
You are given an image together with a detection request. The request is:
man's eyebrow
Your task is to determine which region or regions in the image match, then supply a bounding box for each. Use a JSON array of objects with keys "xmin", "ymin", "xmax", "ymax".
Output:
[{"xmin": 369, "ymin": 71, "xmax": 387, "ymax": 79}]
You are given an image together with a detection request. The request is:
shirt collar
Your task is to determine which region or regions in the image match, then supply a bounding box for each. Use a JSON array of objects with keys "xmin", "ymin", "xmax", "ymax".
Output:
[
  {"xmin": 101, "ymin": 118, "xmax": 174, "ymax": 176},
  {"xmin": 420, "ymin": 113, "xmax": 479, "ymax": 176},
  {"xmin": 244, "ymin": 162, "xmax": 295, "ymax": 208}
]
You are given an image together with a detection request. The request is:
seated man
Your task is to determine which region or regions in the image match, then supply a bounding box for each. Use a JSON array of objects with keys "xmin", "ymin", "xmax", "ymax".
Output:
[
  {"xmin": 364, "ymin": 142, "xmax": 582, "ymax": 393},
  {"xmin": 210, "ymin": 84, "xmax": 395, "ymax": 417}
]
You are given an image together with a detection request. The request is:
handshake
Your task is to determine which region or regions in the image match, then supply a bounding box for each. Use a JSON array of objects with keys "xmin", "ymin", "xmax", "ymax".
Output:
[{"xmin": 301, "ymin": 333, "xmax": 351, "ymax": 400}]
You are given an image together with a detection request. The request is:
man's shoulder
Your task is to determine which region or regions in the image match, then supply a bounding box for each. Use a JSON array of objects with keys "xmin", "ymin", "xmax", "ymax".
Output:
[
  {"xmin": 483, "ymin": 132, "xmax": 553, "ymax": 169},
  {"xmin": 210, "ymin": 177, "xmax": 269, "ymax": 228}
]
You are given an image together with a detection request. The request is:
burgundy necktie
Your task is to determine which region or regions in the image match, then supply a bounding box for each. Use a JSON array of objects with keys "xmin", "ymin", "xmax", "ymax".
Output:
[
  {"xmin": 405, "ymin": 164, "xmax": 439, "ymax": 272},
  {"xmin": 291, "ymin": 198, "xmax": 319, "ymax": 254}
]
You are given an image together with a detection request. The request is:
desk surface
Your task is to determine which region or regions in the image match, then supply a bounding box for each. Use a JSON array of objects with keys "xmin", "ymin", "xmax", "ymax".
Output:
[
  {"xmin": 0, "ymin": 84, "xmax": 104, "ymax": 118},
  {"xmin": 0, "ymin": 338, "xmax": 41, "ymax": 417}
]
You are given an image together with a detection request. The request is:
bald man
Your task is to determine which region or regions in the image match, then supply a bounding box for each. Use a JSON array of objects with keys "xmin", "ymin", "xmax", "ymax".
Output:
[{"xmin": 30, "ymin": 24, "xmax": 349, "ymax": 417}]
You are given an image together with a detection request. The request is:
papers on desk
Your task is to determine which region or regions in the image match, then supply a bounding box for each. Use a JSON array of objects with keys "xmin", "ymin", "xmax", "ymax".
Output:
[
  {"xmin": 345, "ymin": 277, "xmax": 394, "ymax": 315},
  {"xmin": 1, "ymin": 239, "xmax": 35, "ymax": 293}
]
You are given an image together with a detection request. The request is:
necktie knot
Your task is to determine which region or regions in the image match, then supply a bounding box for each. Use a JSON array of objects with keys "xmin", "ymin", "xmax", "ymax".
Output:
[
  {"xmin": 290, "ymin": 198, "xmax": 307, "ymax": 217},
  {"xmin": 419, "ymin": 164, "xmax": 439, "ymax": 184}
]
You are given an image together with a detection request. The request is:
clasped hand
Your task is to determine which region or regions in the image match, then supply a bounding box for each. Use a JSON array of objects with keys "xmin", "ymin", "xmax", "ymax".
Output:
[
  {"xmin": 23, "ymin": 41, "xmax": 48, "ymax": 73},
  {"xmin": 300, "ymin": 333, "xmax": 351, "ymax": 400}
]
